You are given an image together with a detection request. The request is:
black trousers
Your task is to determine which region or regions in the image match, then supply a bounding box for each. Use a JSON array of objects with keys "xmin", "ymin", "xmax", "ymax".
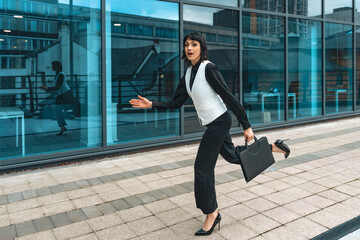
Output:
[
  {"xmin": 55, "ymin": 90, "xmax": 74, "ymax": 128},
  {"xmin": 194, "ymin": 111, "xmax": 271, "ymax": 214}
]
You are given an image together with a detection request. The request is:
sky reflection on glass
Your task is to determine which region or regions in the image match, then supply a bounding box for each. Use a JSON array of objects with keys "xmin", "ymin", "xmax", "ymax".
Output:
[
  {"xmin": 59, "ymin": 0, "xmax": 178, "ymax": 20},
  {"xmin": 112, "ymin": 0, "xmax": 178, "ymax": 20},
  {"xmin": 306, "ymin": 0, "xmax": 321, "ymax": 17},
  {"xmin": 184, "ymin": 5, "xmax": 220, "ymax": 26},
  {"xmin": 59, "ymin": 0, "xmax": 100, "ymax": 8},
  {"xmin": 196, "ymin": 0, "xmax": 237, "ymax": 7}
]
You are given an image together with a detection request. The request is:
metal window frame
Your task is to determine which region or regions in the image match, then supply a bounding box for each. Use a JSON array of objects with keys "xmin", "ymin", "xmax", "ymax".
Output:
[
  {"xmin": 322, "ymin": 0, "xmax": 326, "ymax": 115},
  {"xmin": 101, "ymin": 0, "xmax": 107, "ymax": 149},
  {"xmin": 285, "ymin": 0, "xmax": 289, "ymax": 121},
  {"xmin": 353, "ymin": 0, "xmax": 357, "ymax": 112}
]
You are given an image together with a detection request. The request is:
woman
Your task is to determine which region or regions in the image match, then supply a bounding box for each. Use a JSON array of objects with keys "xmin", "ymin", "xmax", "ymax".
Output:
[
  {"xmin": 129, "ymin": 32, "xmax": 290, "ymax": 236},
  {"xmin": 40, "ymin": 61, "xmax": 74, "ymax": 135}
]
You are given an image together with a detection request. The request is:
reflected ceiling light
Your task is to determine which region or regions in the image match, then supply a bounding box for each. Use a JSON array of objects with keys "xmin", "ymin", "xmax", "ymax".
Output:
[
  {"xmin": 14, "ymin": 46, "xmax": 17, "ymax": 49},
  {"xmin": 0, "ymin": 39, "xmax": 4, "ymax": 41},
  {"xmin": 14, "ymin": 15, "xmax": 23, "ymax": 18},
  {"xmin": 24, "ymin": 40, "xmax": 28, "ymax": 42},
  {"xmin": 4, "ymin": 30, "xmax": 11, "ymax": 33},
  {"xmin": 114, "ymin": 23, "xmax": 121, "ymax": 26}
]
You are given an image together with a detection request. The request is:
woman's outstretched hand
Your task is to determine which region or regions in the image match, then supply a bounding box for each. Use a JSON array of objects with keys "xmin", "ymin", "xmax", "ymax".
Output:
[
  {"xmin": 129, "ymin": 95, "xmax": 152, "ymax": 108},
  {"xmin": 244, "ymin": 127, "xmax": 254, "ymax": 142}
]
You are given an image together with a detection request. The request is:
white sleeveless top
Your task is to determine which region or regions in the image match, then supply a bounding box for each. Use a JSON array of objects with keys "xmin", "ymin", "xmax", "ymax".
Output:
[
  {"xmin": 185, "ymin": 60, "xmax": 227, "ymax": 126},
  {"xmin": 56, "ymin": 72, "xmax": 70, "ymax": 95}
]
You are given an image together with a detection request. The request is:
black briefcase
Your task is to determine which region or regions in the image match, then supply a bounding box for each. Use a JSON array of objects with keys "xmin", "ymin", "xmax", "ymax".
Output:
[{"xmin": 239, "ymin": 136, "xmax": 275, "ymax": 182}]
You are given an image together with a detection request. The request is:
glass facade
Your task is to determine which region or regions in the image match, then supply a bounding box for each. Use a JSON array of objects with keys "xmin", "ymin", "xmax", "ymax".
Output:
[
  {"xmin": 288, "ymin": 18, "xmax": 322, "ymax": 119},
  {"xmin": 1, "ymin": 0, "xmax": 360, "ymax": 169},
  {"xmin": 242, "ymin": 0, "xmax": 285, "ymax": 13},
  {"xmin": 288, "ymin": 0, "xmax": 321, "ymax": 17},
  {"xmin": 356, "ymin": 2, "xmax": 360, "ymax": 24},
  {"xmin": 0, "ymin": 0, "xmax": 102, "ymax": 161},
  {"xmin": 357, "ymin": 26, "xmax": 360, "ymax": 110},
  {"xmin": 242, "ymin": 12, "xmax": 285, "ymax": 124},
  {"xmin": 325, "ymin": 23, "xmax": 353, "ymax": 114},
  {"xmin": 197, "ymin": 0, "xmax": 238, "ymax": 7},
  {"xmin": 105, "ymin": 0, "xmax": 180, "ymax": 144},
  {"xmin": 183, "ymin": 5, "xmax": 239, "ymax": 134}
]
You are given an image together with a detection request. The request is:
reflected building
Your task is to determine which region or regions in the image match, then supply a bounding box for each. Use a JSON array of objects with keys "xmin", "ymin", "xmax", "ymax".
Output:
[
  {"xmin": 0, "ymin": 0, "xmax": 102, "ymax": 161},
  {"xmin": 243, "ymin": 0, "xmax": 284, "ymax": 12},
  {"xmin": 288, "ymin": 0, "xmax": 308, "ymax": 16},
  {"xmin": 326, "ymin": 6, "xmax": 353, "ymax": 22},
  {"xmin": 0, "ymin": 0, "xmax": 100, "ymax": 112}
]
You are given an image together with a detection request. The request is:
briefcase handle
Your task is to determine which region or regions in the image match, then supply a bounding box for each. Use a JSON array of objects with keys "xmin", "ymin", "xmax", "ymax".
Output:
[{"xmin": 245, "ymin": 136, "xmax": 258, "ymax": 148}]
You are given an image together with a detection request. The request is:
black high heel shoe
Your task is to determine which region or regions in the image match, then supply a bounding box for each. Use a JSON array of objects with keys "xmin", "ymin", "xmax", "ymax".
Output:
[
  {"xmin": 195, "ymin": 212, "xmax": 221, "ymax": 236},
  {"xmin": 56, "ymin": 126, "xmax": 67, "ymax": 136},
  {"xmin": 274, "ymin": 139, "xmax": 290, "ymax": 159}
]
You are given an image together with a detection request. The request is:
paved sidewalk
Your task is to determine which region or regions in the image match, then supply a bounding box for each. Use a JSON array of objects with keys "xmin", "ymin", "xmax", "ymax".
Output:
[{"xmin": 1, "ymin": 116, "xmax": 360, "ymax": 240}]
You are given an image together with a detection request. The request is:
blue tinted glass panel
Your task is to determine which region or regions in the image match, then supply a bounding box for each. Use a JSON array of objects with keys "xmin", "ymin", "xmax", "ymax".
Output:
[
  {"xmin": 242, "ymin": 12, "xmax": 285, "ymax": 124},
  {"xmin": 357, "ymin": 26, "xmax": 360, "ymax": 110},
  {"xmin": 325, "ymin": 23, "xmax": 353, "ymax": 114},
  {"xmin": 195, "ymin": 0, "xmax": 237, "ymax": 7},
  {"xmin": 112, "ymin": 22, "xmax": 126, "ymax": 33},
  {"xmin": 206, "ymin": 33, "xmax": 217, "ymax": 42},
  {"xmin": 184, "ymin": 5, "xmax": 240, "ymax": 134},
  {"xmin": 0, "ymin": 0, "xmax": 102, "ymax": 160},
  {"xmin": 106, "ymin": 0, "xmax": 180, "ymax": 144},
  {"xmin": 242, "ymin": 0, "xmax": 285, "ymax": 13},
  {"xmin": 128, "ymin": 24, "xmax": 153, "ymax": 36},
  {"xmin": 218, "ymin": 34, "xmax": 232, "ymax": 43},
  {"xmin": 356, "ymin": 2, "xmax": 360, "ymax": 23},
  {"xmin": 288, "ymin": 0, "xmax": 321, "ymax": 17},
  {"xmin": 248, "ymin": 38, "xmax": 259, "ymax": 46},
  {"xmin": 156, "ymin": 27, "xmax": 178, "ymax": 39},
  {"xmin": 288, "ymin": 18, "xmax": 322, "ymax": 119},
  {"xmin": 233, "ymin": 36, "xmax": 238, "ymax": 44}
]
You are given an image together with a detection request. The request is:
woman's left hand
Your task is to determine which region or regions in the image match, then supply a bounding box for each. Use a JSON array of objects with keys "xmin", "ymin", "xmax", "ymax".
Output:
[
  {"xmin": 129, "ymin": 95, "xmax": 152, "ymax": 108},
  {"xmin": 244, "ymin": 127, "xmax": 254, "ymax": 142}
]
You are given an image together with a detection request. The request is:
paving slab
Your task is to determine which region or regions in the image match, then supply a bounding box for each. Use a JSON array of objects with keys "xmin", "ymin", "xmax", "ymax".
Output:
[{"xmin": 1, "ymin": 117, "xmax": 360, "ymax": 239}]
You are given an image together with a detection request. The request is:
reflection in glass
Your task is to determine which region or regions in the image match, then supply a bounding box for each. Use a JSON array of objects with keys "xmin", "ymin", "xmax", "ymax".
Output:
[
  {"xmin": 325, "ymin": 0, "xmax": 353, "ymax": 22},
  {"xmin": 356, "ymin": 27, "xmax": 360, "ymax": 110},
  {"xmin": 242, "ymin": 0, "xmax": 285, "ymax": 13},
  {"xmin": 0, "ymin": 0, "xmax": 102, "ymax": 160},
  {"xmin": 288, "ymin": 0, "xmax": 321, "ymax": 17},
  {"xmin": 288, "ymin": 18, "xmax": 322, "ymax": 119},
  {"xmin": 356, "ymin": 2, "xmax": 360, "ymax": 24},
  {"xmin": 106, "ymin": 0, "xmax": 180, "ymax": 144},
  {"xmin": 325, "ymin": 23, "xmax": 353, "ymax": 114},
  {"xmin": 183, "ymin": 5, "xmax": 239, "ymax": 134},
  {"xmin": 195, "ymin": 0, "xmax": 238, "ymax": 7},
  {"xmin": 242, "ymin": 12, "xmax": 285, "ymax": 124}
]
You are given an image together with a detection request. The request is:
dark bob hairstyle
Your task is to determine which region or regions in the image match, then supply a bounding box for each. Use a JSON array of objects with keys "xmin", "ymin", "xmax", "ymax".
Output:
[
  {"xmin": 52, "ymin": 61, "xmax": 63, "ymax": 72},
  {"xmin": 182, "ymin": 32, "xmax": 208, "ymax": 66}
]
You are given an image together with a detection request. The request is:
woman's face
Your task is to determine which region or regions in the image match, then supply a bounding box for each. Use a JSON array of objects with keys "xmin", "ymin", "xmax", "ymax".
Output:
[{"xmin": 184, "ymin": 38, "xmax": 201, "ymax": 65}]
